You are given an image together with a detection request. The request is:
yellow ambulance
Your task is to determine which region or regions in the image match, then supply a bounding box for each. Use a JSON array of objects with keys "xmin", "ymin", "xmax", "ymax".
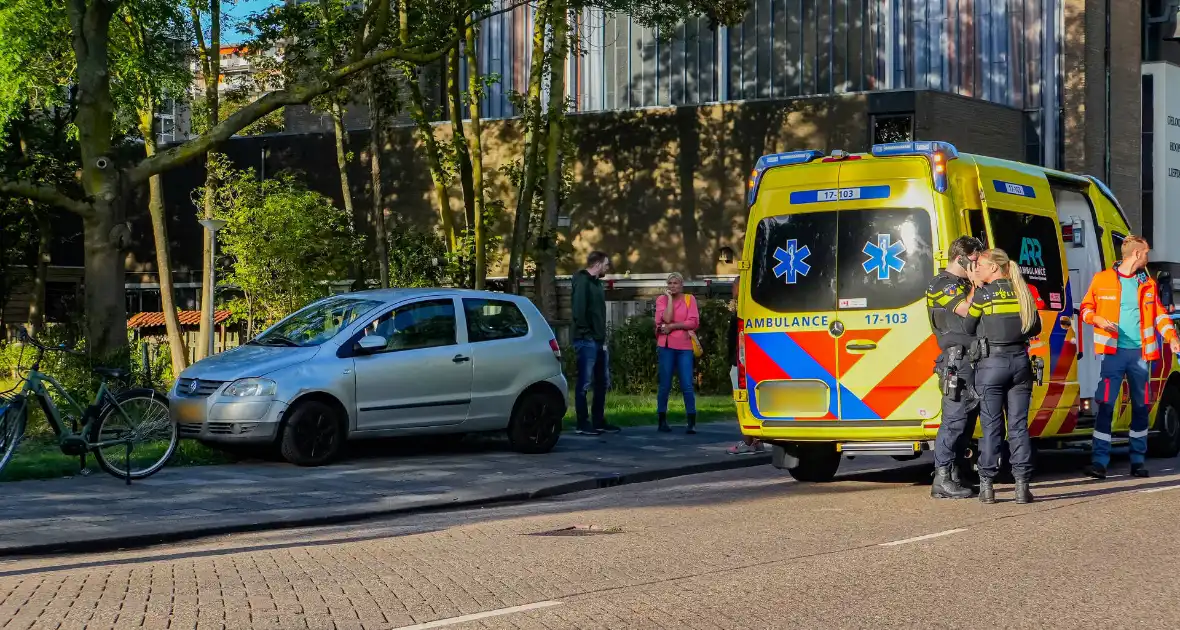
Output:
[{"xmin": 736, "ymin": 141, "xmax": 1180, "ymax": 482}]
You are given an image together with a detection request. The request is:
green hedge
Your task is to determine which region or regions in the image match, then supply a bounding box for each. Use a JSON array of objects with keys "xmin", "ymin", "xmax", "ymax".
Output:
[{"xmin": 563, "ymin": 298, "xmax": 734, "ymax": 396}]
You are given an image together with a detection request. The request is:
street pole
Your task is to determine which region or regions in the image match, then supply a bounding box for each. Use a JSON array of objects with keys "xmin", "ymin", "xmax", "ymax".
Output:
[{"xmin": 199, "ymin": 218, "xmax": 227, "ymax": 358}]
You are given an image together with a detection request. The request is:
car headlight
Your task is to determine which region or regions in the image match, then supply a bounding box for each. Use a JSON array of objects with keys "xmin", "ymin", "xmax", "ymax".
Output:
[{"xmin": 223, "ymin": 378, "xmax": 277, "ymax": 397}]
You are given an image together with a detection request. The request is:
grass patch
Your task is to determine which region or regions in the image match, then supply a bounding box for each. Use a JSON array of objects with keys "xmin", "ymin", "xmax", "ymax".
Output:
[
  {"xmin": 561, "ymin": 394, "xmax": 735, "ymax": 428},
  {"xmin": 0, "ymin": 436, "xmax": 230, "ymax": 483}
]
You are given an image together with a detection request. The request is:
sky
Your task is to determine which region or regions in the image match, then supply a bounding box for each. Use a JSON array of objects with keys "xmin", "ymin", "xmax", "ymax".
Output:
[{"xmin": 223, "ymin": 0, "xmax": 280, "ymax": 44}]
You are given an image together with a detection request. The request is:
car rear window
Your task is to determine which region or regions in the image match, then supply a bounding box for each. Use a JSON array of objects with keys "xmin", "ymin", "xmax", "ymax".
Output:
[{"xmin": 749, "ymin": 208, "xmax": 933, "ymax": 313}]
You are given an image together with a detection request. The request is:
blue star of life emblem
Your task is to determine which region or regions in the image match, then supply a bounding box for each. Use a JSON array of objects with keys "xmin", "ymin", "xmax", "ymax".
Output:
[
  {"xmin": 772, "ymin": 239, "xmax": 811, "ymax": 284},
  {"xmin": 862, "ymin": 234, "xmax": 907, "ymax": 280}
]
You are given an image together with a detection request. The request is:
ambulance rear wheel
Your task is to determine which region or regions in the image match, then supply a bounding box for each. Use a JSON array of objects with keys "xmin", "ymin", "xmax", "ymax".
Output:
[
  {"xmin": 786, "ymin": 443, "xmax": 841, "ymax": 483},
  {"xmin": 1149, "ymin": 389, "xmax": 1180, "ymax": 458}
]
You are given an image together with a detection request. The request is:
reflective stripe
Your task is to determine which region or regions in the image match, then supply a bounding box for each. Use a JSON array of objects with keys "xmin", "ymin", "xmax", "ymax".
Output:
[
  {"xmin": 1145, "ymin": 342, "xmax": 1159, "ymax": 354},
  {"xmin": 1093, "ymin": 430, "xmax": 1113, "ymax": 442},
  {"xmin": 1143, "ymin": 327, "xmax": 1155, "ymax": 337},
  {"xmin": 1130, "ymin": 428, "xmax": 1150, "ymax": 439}
]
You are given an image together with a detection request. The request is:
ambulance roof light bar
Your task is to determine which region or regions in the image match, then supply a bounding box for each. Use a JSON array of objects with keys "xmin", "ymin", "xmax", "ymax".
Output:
[
  {"xmin": 747, "ymin": 150, "xmax": 824, "ymax": 206},
  {"xmin": 870, "ymin": 141, "xmax": 959, "ymax": 193}
]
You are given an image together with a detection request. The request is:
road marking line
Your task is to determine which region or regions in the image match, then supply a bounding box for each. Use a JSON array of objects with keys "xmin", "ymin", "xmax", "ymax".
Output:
[
  {"xmin": 879, "ymin": 528, "xmax": 968, "ymax": 547},
  {"xmin": 1139, "ymin": 485, "xmax": 1180, "ymax": 494},
  {"xmin": 392, "ymin": 602, "xmax": 562, "ymax": 629}
]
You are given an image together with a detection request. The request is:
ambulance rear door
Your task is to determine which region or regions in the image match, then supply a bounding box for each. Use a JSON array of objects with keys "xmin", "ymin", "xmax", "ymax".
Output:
[{"xmin": 829, "ymin": 157, "xmax": 942, "ymax": 422}]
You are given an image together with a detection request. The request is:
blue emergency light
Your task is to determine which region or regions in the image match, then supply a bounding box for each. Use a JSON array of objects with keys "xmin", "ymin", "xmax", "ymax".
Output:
[
  {"xmin": 870, "ymin": 141, "xmax": 959, "ymax": 193},
  {"xmin": 747, "ymin": 150, "xmax": 824, "ymax": 206}
]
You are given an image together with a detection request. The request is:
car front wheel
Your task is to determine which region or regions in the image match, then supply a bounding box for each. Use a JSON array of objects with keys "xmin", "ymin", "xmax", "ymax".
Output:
[{"xmin": 280, "ymin": 400, "xmax": 344, "ymax": 466}]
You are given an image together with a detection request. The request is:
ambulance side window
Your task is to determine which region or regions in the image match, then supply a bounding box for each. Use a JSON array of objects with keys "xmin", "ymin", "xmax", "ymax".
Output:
[
  {"xmin": 987, "ymin": 208, "xmax": 1067, "ymax": 311},
  {"xmin": 967, "ymin": 210, "xmax": 990, "ymax": 246}
]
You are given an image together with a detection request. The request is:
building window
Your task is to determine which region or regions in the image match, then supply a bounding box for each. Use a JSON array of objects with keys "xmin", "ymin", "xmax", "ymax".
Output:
[
  {"xmin": 872, "ymin": 114, "xmax": 913, "ymax": 144},
  {"xmin": 1024, "ymin": 110, "xmax": 1043, "ymax": 166}
]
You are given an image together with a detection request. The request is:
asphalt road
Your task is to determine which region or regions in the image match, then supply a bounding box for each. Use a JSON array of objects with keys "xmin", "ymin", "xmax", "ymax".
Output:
[{"xmin": 2, "ymin": 449, "xmax": 1179, "ymax": 629}]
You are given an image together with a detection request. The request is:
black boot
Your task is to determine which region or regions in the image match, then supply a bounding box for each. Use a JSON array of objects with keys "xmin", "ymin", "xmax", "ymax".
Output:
[
  {"xmin": 978, "ymin": 477, "xmax": 996, "ymax": 504},
  {"xmin": 657, "ymin": 412, "xmax": 671, "ymax": 433},
  {"xmin": 685, "ymin": 413, "xmax": 696, "ymax": 434},
  {"xmin": 931, "ymin": 465, "xmax": 973, "ymax": 499},
  {"xmin": 1014, "ymin": 477, "xmax": 1034, "ymax": 504}
]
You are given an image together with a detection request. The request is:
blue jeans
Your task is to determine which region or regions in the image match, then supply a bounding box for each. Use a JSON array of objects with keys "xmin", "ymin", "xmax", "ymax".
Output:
[
  {"xmin": 1093, "ymin": 347, "xmax": 1152, "ymax": 467},
  {"xmin": 657, "ymin": 347, "xmax": 696, "ymax": 414},
  {"xmin": 574, "ymin": 339, "xmax": 608, "ymax": 429}
]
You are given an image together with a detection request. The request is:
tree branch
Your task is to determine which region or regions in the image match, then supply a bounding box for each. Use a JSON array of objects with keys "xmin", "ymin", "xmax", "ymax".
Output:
[
  {"xmin": 127, "ymin": 33, "xmax": 462, "ymax": 183},
  {"xmin": 0, "ymin": 179, "xmax": 95, "ymax": 217}
]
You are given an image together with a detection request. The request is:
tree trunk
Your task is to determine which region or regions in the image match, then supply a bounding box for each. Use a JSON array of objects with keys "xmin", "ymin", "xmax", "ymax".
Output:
[
  {"xmin": 507, "ymin": 0, "xmax": 550, "ymax": 293},
  {"xmin": 139, "ymin": 109, "xmax": 189, "ymax": 378},
  {"xmin": 449, "ymin": 47, "xmax": 476, "ymax": 236},
  {"xmin": 367, "ymin": 85, "xmax": 391, "ymax": 289},
  {"xmin": 400, "ymin": 3, "xmax": 457, "ymax": 254},
  {"xmin": 196, "ymin": 0, "xmax": 221, "ymax": 362},
  {"xmin": 536, "ymin": 0, "xmax": 569, "ymax": 321},
  {"xmin": 331, "ymin": 100, "xmax": 356, "ymax": 222},
  {"xmin": 70, "ymin": 0, "xmax": 128, "ymax": 362},
  {"xmin": 465, "ymin": 15, "xmax": 488, "ymax": 290},
  {"xmin": 28, "ymin": 211, "xmax": 50, "ymax": 338}
]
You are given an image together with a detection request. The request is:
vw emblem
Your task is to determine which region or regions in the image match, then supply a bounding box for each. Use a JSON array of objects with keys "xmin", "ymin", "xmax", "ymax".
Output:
[
  {"xmin": 187, "ymin": 380, "xmax": 200, "ymax": 395},
  {"xmin": 829, "ymin": 320, "xmax": 845, "ymax": 338}
]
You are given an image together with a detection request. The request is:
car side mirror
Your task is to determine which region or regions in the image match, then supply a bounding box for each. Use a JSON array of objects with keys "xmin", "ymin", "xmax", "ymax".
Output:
[
  {"xmin": 355, "ymin": 335, "xmax": 387, "ymax": 354},
  {"xmin": 1157, "ymin": 271, "xmax": 1174, "ymax": 311}
]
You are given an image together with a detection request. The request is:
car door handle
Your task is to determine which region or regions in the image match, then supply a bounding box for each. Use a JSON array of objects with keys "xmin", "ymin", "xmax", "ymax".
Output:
[
  {"xmin": 845, "ymin": 341, "xmax": 878, "ymax": 351},
  {"xmin": 452, "ymin": 354, "xmax": 471, "ymax": 363}
]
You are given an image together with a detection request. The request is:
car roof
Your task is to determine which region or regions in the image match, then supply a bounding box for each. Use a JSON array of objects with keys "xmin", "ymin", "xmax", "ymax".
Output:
[{"xmin": 341, "ymin": 288, "xmax": 530, "ymax": 304}]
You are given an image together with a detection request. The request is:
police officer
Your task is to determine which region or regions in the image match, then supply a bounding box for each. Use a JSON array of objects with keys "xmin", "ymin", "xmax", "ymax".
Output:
[
  {"xmin": 963, "ymin": 248, "xmax": 1042, "ymax": 504},
  {"xmin": 926, "ymin": 236, "xmax": 984, "ymax": 499}
]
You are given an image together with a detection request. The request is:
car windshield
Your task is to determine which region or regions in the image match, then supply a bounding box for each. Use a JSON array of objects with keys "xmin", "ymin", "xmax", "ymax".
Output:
[{"xmin": 252, "ymin": 297, "xmax": 384, "ymax": 347}]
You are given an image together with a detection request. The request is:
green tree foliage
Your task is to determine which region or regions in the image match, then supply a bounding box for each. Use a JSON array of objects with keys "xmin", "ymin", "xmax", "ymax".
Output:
[{"xmin": 202, "ymin": 156, "xmax": 362, "ymax": 331}]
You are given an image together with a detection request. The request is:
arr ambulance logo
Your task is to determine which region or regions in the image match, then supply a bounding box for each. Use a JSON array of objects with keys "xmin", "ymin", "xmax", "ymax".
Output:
[
  {"xmin": 1019, "ymin": 237, "xmax": 1044, "ymax": 267},
  {"xmin": 772, "ymin": 239, "xmax": 811, "ymax": 284}
]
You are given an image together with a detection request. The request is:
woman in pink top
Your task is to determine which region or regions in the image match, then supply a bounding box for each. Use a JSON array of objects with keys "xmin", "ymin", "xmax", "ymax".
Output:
[{"xmin": 655, "ymin": 272, "xmax": 700, "ymax": 434}]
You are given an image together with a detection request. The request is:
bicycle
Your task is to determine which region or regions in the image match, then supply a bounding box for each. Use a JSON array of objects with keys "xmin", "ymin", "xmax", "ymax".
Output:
[{"xmin": 0, "ymin": 330, "xmax": 178, "ymax": 483}]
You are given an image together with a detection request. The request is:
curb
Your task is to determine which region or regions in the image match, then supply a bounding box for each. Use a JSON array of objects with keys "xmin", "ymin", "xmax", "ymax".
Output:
[{"xmin": 0, "ymin": 453, "xmax": 772, "ymax": 558}]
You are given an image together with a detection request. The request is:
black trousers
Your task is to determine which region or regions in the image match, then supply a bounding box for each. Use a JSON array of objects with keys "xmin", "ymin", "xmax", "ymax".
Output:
[
  {"xmin": 975, "ymin": 352, "xmax": 1034, "ymax": 480},
  {"xmin": 933, "ymin": 355, "xmax": 978, "ymax": 469}
]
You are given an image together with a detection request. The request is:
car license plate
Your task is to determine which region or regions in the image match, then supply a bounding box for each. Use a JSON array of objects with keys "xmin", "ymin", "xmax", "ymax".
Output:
[{"xmin": 174, "ymin": 402, "xmax": 203, "ymax": 424}]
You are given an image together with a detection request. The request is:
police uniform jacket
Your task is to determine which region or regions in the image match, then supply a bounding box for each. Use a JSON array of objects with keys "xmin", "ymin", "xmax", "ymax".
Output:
[
  {"xmin": 926, "ymin": 270, "xmax": 976, "ymax": 351},
  {"xmin": 963, "ymin": 278, "xmax": 1042, "ymax": 347}
]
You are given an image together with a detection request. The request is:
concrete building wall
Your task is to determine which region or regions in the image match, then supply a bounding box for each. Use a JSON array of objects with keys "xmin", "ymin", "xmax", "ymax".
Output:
[{"xmin": 144, "ymin": 90, "xmax": 1029, "ymax": 280}]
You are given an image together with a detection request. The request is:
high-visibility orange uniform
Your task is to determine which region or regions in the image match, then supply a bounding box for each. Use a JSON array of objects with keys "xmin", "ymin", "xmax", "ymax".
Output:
[{"xmin": 1079, "ymin": 267, "xmax": 1178, "ymax": 361}]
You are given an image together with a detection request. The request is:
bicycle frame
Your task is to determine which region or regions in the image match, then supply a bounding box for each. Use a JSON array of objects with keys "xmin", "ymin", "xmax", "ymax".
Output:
[{"xmin": 16, "ymin": 370, "xmax": 133, "ymax": 451}]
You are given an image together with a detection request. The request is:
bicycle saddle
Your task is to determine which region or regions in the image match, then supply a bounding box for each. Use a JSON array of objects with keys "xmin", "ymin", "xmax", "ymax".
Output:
[{"xmin": 94, "ymin": 367, "xmax": 130, "ymax": 380}]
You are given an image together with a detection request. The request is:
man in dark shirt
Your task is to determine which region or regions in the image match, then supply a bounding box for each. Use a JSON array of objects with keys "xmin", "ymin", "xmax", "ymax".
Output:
[
  {"xmin": 926, "ymin": 236, "xmax": 984, "ymax": 499},
  {"xmin": 571, "ymin": 251, "xmax": 618, "ymax": 435}
]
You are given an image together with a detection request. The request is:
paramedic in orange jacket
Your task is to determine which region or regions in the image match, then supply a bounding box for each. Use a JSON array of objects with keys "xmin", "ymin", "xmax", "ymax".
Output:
[{"xmin": 1079, "ymin": 236, "xmax": 1180, "ymax": 479}]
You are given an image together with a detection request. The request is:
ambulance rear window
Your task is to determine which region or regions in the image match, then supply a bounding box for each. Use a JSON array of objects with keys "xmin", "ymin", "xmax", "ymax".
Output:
[
  {"xmin": 749, "ymin": 212, "xmax": 839, "ymax": 313},
  {"xmin": 749, "ymin": 209, "xmax": 933, "ymax": 313},
  {"xmin": 836, "ymin": 209, "xmax": 934, "ymax": 310}
]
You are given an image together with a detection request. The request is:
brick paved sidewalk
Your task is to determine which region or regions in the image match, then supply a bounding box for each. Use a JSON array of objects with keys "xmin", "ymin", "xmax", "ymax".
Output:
[{"xmin": 0, "ymin": 422, "xmax": 766, "ymax": 555}]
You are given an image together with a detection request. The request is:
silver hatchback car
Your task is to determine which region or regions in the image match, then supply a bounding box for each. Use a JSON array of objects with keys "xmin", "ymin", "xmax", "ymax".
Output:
[{"xmin": 169, "ymin": 289, "xmax": 568, "ymax": 465}]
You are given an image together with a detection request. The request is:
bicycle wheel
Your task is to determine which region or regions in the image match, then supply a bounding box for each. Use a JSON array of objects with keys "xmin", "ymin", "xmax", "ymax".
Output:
[
  {"xmin": 0, "ymin": 400, "xmax": 26, "ymax": 475},
  {"xmin": 89, "ymin": 388, "xmax": 177, "ymax": 480}
]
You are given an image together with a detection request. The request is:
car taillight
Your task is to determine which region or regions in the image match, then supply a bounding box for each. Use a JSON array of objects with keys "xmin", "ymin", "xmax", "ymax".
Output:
[
  {"xmin": 737, "ymin": 320, "xmax": 747, "ymax": 389},
  {"xmin": 549, "ymin": 339, "xmax": 561, "ymax": 360}
]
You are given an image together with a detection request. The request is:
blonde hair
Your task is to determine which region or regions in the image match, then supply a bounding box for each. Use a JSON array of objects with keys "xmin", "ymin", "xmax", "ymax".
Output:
[
  {"xmin": 979, "ymin": 248, "xmax": 1037, "ymax": 333},
  {"xmin": 667, "ymin": 272, "xmax": 685, "ymax": 283},
  {"xmin": 1121, "ymin": 235, "xmax": 1150, "ymax": 259}
]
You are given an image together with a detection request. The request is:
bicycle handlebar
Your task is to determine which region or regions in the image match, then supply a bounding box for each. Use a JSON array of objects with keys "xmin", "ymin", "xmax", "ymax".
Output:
[{"xmin": 18, "ymin": 329, "xmax": 86, "ymax": 357}]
